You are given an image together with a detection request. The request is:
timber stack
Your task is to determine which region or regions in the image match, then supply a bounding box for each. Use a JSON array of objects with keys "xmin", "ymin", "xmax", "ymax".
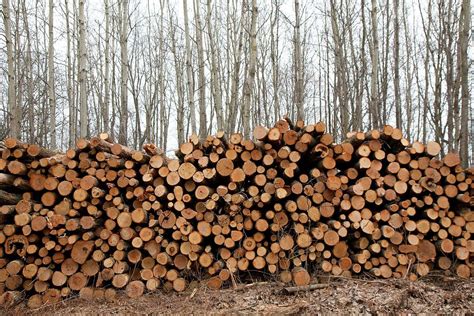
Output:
[{"xmin": 0, "ymin": 119, "xmax": 471, "ymax": 308}]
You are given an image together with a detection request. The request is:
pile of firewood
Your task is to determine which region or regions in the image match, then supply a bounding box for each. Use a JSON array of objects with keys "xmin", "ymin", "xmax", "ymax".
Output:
[{"xmin": 0, "ymin": 119, "xmax": 472, "ymax": 308}]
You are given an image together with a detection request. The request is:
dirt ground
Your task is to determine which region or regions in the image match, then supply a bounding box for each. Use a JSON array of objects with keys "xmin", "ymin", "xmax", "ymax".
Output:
[{"xmin": 2, "ymin": 275, "xmax": 473, "ymax": 315}]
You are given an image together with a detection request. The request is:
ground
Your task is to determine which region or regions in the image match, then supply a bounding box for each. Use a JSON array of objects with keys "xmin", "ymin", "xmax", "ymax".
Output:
[{"xmin": 2, "ymin": 275, "xmax": 473, "ymax": 315}]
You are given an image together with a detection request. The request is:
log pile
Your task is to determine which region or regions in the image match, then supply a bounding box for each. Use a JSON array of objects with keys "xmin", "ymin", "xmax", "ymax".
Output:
[{"xmin": 0, "ymin": 119, "xmax": 471, "ymax": 307}]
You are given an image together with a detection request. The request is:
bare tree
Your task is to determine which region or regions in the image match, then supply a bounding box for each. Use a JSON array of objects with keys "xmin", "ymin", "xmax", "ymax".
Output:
[
  {"xmin": 169, "ymin": 3, "xmax": 185, "ymax": 145},
  {"xmin": 370, "ymin": 0, "xmax": 380, "ymax": 129},
  {"xmin": 0, "ymin": 0, "xmax": 471, "ymax": 165},
  {"xmin": 242, "ymin": 0, "xmax": 258, "ymax": 138},
  {"xmin": 330, "ymin": 0, "xmax": 349, "ymax": 135},
  {"xmin": 194, "ymin": 0, "xmax": 207, "ymax": 139},
  {"xmin": 294, "ymin": 0, "xmax": 304, "ymax": 121},
  {"xmin": 228, "ymin": 1, "xmax": 246, "ymax": 134},
  {"xmin": 183, "ymin": 0, "xmax": 197, "ymax": 136},
  {"xmin": 393, "ymin": 0, "xmax": 402, "ymax": 130},
  {"xmin": 270, "ymin": 1, "xmax": 281, "ymax": 122},
  {"xmin": 2, "ymin": 0, "xmax": 19, "ymax": 138},
  {"xmin": 78, "ymin": 0, "xmax": 88, "ymax": 138},
  {"xmin": 103, "ymin": 0, "xmax": 110, "ymax": 133},
  {"xmin": 206, "ymin": 0, "xmax": 224, "ymax": 131},
  {"xmin": 419, "ymin": 0, "xmax": 432, "ymax": 143},
  {"xmin": 459, "ymin": 0, "xmax": 470, "ymax": 166},
  {"xmin": 22, "ymin": 0, "xmax": 34, "ymax": 143},
  {"xmin": 48, "ymin": 0, "xmax": 56, "ymax": 147},
  {"xmin": 118, "ymin": 0, "xmax": 129, "ymax": 145}
]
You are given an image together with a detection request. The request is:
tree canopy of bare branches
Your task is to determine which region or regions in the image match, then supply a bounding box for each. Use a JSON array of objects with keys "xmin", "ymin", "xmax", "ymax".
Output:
[{"xmin": 0, "ymin": 0, "xmax": 472, "ymax": 165}]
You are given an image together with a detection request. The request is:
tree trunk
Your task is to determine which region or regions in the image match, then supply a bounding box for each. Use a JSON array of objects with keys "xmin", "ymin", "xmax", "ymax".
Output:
[
  {"xmin": 78, "ymin": 0, "xmax": 88, "ymax": 138},
  {"xmin": 270, "ymin": 1, "xmax": 280, "ymax": 123},
  {"xmin": 242, "ymin": 0, "xmax": 258, "ymax": 138},
  {"xmin": 168, "ymin": 5, "xmax": 185, "ymax": 146},
  {"xmin": 183, "ymin": 0, "xmax": 197, "ymax": 136},
  {"xmin": 330, "ymin": 0, "xmax": 349, "ymax": 137},
  {"xmin": 294, "ymin": 0, "xmax": 304, "ymax": 121},
  {"xmin": 2, "ymin": 0, "xmax": 19, "ymax": 139},
  {"xmin": 118, "ymin": 0, "xmax": 129, "ymax": 145},
  {"xmin": 194, "ymin": 0, "xmax": 207, "ymax": 139},
  {"xmin": 228, "ymin": 2, "xmax": 246, "ymax": 134},
  {"xmin": 22, "ymin": 0, "xmax": 35, "ymax": 143},
  {"xmin": 393, "ymin": 0, "xmax": 401, "ymax": 131},
  {"xmin": 421, "ymin": 0, "xmax": 432, "ymax": 144},
  {"xmin": 206, "ymin": 0, "xmax": 224, "ymax": 132},
  {"xmin": 65, "ymin": 0, "xmax": 75, "ymax": 147},
  {"xmin": 48, "ymin": 0, "xmax": 56, "ymax": 148},
  {"xmin": 459, "ymin": 0, "xmax": 470, "ymax": 167},
  {"xmin": 103, "ymin": 0, "xmax": 110, "ymax": 134},
  {"xmin": 370, "ymin": 0, "xmax": 380, "ymax": 129}
]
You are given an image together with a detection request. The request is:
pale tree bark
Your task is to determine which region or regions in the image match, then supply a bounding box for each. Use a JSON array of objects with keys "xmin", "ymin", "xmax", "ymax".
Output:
[
  {"xmin": 169, "ymin": 5, "xmax": 185, "ymax": 145},
  {"xmin": 158, "ymin": 1, "xmax": 167, "ymax": 150},
  {"xmin": 110, "ymin": 9, "xmax": 117, "ymax": 140},
  {"xmin": 442, "ymin": 0, "xmax": 456, "ymax": 151},
  {"xmin": 379, "ymin": 3, "xmax": 390, "ymax": 124},
  {"xmin": 128, "ymin": 31, "xmax": 142, "ymax": 149},
  {"xmin": 118, "ymin": 0, "xmax": 129, "ymax": 145},
  {"xmin": 183, "ymin": 0, "xmax": 197, "ymax": 136},
  {"xmin": 459, "ymin": 0, "xmax": 470, "ymax": 166},
  {"xmin": 78, "ymin": 0, "xmax": 88, "ymax": 138},
  {"xmin": 270, "ymin": 1, "xmax": 280, "ymax": 122},
  {"xmin": 355, "ymin": 0, "xmax": 367, "ymax": 131},
  {"xmin": 228, "ymin": 1, "xmax": 246, "ymax": 134},
  {"xmin": 65, "ymin": 0, "xmax": 75, "ymax": 147},
  {"xmin": 344, "ymin": 0, "xmax": 357, "ymax": 132},
  {"xmin": 2, "ymin": 0, "xmax": 19, "ymax": 138},
  {"xmin": 194, "ymin": 0, "xmax": 207, "ymax": 139},
  {"xmin": 206, "ymin": 0, "xmax": 224, "ymax": 132},
  {"xmin": 419, "ymin": 0, "xmax": 432, "ymax": 144},
  {"xmin": 402, "ymin": 0, "xmax": 413, "ymax": 141},
  {"xmin": 330, "ymin": 0, "xmax": 349, "ymax": 136},
  {"xmin": 370, "ymin": 0, "xmax": 380, "ymax": 129},
  {"xmin": 428, "ymin": 0, "xmax": 444, "ymax": 154},
  {"xmin": 393, "ymin": 0, "xmax": 402, "ymax": 130},
  {"xmin": 294, "ymin": 0, "xmax": 304, "ymax": 121},
  {"xmin": 452, "ymin": 2, "xmax": 462, "ymax": 153},
  {"xmin": 242, "ymin": 0, "xmax": 258, "ymax": 138},
  {"xmin": 48, "ymin": 0, "xmax": 57, "ymax": 148},
  {"xmin": 323, "ymin": 4, "xmax": 333, "ymax": 133},
  {"xmin": 22, "ymin": 0, "xmax": 34, "ymax": 143},
  {"xmin": 103, "ymin": 0, "xmax": 110, "ymax": 133},
  {"xmin": 13, "ymin": 0, "xmax": 22, "ymax": 140}
]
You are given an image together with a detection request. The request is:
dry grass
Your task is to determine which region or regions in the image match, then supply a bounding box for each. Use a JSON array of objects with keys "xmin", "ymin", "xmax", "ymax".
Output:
[{"xmin": 1, "ymin": 276, "xmax": 472, "ymax": 315}]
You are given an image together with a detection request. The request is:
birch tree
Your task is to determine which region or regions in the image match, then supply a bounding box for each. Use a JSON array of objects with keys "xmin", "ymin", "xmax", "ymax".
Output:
[
  {"xmin": 194, "ymin": 0, "xmax": 207, "ymax": 139},
  {"xmin": 242, "ymin": 0, "xmax": 258, "ymax": 138},
  {"xmin": 294, "ymin": 0, "xmax": 304, "ymax": 121},
  {"xmin": 78, "ymin": 0, "xmax": 88, "ymax": 138},
  {"xmin": 118, "ymin": 0, "xmax": 129, "ymax": 145},
  {"xmin": 183, "ymin": 0, "xmax": 197, "ymax": 136},
  {"xmin": 48, "ymin": 0, "xmax": 56, "ymax": 147},
  {"xmin": 393, "ymin": 0, "xmax": 402, "ymax": 130},
  {"xmin": 2, "ymin": 0, "xmax": 19, "ymax": 138},
  {"xmin": 459, "ymin": 0, "xmax": 470, "ymax": 166},
  {"xmin": 370, "ymin": 0, "xmax": 380, "ymax": 129}
]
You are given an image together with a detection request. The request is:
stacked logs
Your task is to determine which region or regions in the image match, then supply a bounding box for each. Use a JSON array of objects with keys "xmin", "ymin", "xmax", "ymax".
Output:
[
  {"xmin": 331, "ymin": 127, "xmax": 473, "ymax": 279},
  {"xmin": 0, "ymin": 119, "xmax": 471, "ymax": 308}
]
